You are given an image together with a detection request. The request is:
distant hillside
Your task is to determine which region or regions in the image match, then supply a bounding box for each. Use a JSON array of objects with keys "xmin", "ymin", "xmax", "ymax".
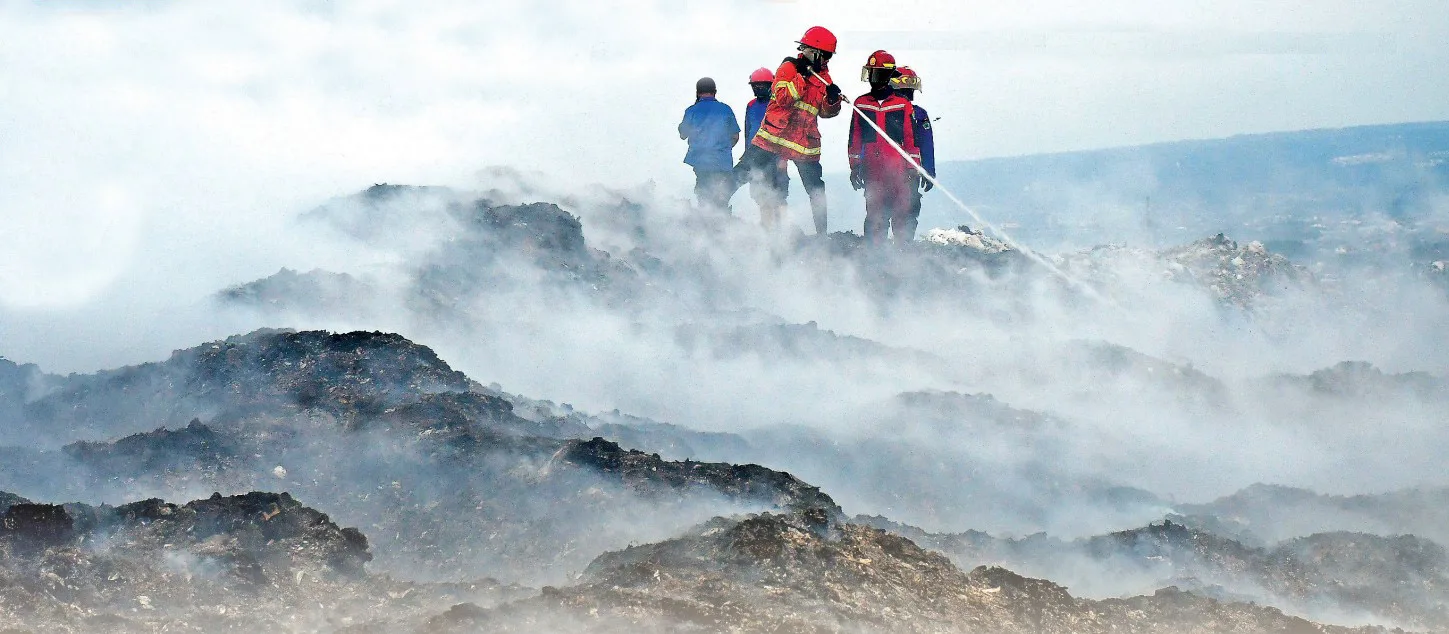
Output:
[{"xmin": 925, "ymin": 121, "xmax": 1449, "ymax": 251}]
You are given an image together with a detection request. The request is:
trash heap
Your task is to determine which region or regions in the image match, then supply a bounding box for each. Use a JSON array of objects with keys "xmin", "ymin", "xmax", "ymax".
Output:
[
  {"xmin": 1428, "ymin": 260, "xmax": 1449, "ymax": 293},
  {"xmin": 2, "ymin": 325, "xmax": 1442, "ymax": 632},
  {"xmin": 3, "ymin": 329, "xmax": 843, "ymax": 585},
  {"xmin": 0, "ymin": 491, "xmax": 427, "ymax": 632},
  {"xmin": 922, "ymin": 225, "xmax": 1014, "ymax": 254},
  {"xmin": 423, "ymin": 512, "xmax": 1386, "ymax": 633},
  {"xmin": 860, "ymin": 513, "xmax": 1449, "ymax": 632},
  {"xmin": 1054, "ymin": 234, "xmax": 1312, "ymax": 309},
  {"xmin": 216, "ymin": 268, "xmax": 374, "ymax": 314},
  {"xmin": 1159, "ymin": 233, "xmax": 1311, "ymax": 308}
]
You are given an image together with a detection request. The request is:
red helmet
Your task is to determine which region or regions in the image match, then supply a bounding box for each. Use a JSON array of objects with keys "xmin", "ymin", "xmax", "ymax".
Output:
[
  {"xmin": 865, "ymin": 50, "xmax": 896, "ymax": 69},
  {"xmin": 748, "ymin": 67, "xmax": 774, "ymax": 84},
  {"xmin": 861, "ymin": 50, "xmax": 899, "ymax": 84},
  {"xmin": 797, "ymin": 26, "xmax": 837, "ymax": 54},
  {"xmin": 891, "ymin": 67, "xmax": 923, "ymax": 92}
]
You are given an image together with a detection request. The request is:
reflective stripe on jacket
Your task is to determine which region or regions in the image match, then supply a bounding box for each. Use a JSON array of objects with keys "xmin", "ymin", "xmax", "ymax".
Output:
[
  {"xmin": 848, "ymin": 92, "xmax": 920, "ymax": 172},
  {"xmin": 751, "ymin": 57, "xmax": 841, "ymax": 162}
]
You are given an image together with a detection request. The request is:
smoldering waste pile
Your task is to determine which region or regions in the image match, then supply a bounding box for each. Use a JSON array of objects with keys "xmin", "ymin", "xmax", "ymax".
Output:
[
  {"xmin": 0, "ymin": 490, "xmax": 530, "ymax": 632},
  {"xmin": 3, "ymin": 331, "xmax": 1442, "ymax": 632},
  {"xmin": 220, "ymin": 184, "xmax": 1317, "ymax": 321},
  {"xmin": 4, "ymin": 182, "xmax": 1449, "ymax": 633},
  {"xmin": 1054, "ymin": 233, "xmax": 1312, "ymax": 310},
  {"xmin": 430, "ymin": 513, "xmax": 1386, "ymax": 634},
  {"xmin": 0, "ymin": 329, "xmax": 836, "ymax": 587}
]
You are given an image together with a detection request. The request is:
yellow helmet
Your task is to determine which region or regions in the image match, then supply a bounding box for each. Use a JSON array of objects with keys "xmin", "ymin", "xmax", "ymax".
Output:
[{"xmin": 891, "ymin": 67, "xmax": 923, "ymax": 92}]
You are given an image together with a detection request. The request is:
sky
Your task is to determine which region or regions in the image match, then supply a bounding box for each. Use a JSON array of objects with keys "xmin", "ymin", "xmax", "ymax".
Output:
[{"xmin": 2, "ymin": 0, "xmax": 1448, "ymax": 331}]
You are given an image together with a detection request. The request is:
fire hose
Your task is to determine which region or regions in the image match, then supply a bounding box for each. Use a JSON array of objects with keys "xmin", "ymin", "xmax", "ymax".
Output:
[{"xmin": 812, "ymin": 69, "xmax": 1107, "ymax": 302}]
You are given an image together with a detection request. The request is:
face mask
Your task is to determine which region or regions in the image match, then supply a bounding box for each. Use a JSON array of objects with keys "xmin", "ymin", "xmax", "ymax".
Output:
[
  {"xmin": 751, "ymin": 83, "xmax": 771, "ymax": 100},
  {"xmin": 800, "ymin": 47, "xmax": 831, "ymax": 72}
]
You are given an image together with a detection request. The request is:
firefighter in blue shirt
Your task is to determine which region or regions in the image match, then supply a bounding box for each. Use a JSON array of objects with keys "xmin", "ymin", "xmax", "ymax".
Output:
[
  {"xmin": 891, "ymin": 67, "xmax": 935, "ymax": 223},
  {"xmin": 737, "ymin": 67, "xmax": 789, "ymax": 229},
  {"xmin": 678, "ymin": 77, "xmax": 741, "ymax": 212}
]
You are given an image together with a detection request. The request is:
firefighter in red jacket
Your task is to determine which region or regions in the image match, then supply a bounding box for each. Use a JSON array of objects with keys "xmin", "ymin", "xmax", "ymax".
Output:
[
  {"xmin": 848, "ymin": 50, "xmax": 922, "ymax": 246},
  {"xmin": 734, "ymin": 26, "xmax": 844, "ymax": 235}
]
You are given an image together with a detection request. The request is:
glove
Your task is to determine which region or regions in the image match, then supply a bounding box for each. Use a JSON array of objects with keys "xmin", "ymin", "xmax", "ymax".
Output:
[
  {"xmin": 791, "ymin": 56, "xmax": 811, "ymax": 74},
  {"xmin": 849, "ymin": 165, "xmax": 865, "ymax": 190},
  {"xmin": 826, "ymin": 84, "xmax": 842, "ymax": 104},
  {"xmin": 921, "ymin": 179, "xmax": 934, "ymax": 193}
]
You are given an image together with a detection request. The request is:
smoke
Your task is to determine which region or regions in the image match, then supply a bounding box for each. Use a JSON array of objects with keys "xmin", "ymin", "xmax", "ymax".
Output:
[
  {"xmin": 141, "ymin": 171, "xmax": 1445, "ymax": 528},
  {"xmin": 5, "ymin": 1, "xmax": 1448, "ymax": 320},
  {"xmin": 5, "ymin": 156, "xmax": 1449, "ymax": 562},
  {"xmin": 6, "ymin": 2, "xmax": 1449, "ymax": 630}
]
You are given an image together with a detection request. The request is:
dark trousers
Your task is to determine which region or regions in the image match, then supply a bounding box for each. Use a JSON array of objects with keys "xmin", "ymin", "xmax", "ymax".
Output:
[
  {"xmin": 735, "ymin": 145, "xmax": 787, "ymax": 207},
  {"xmin": 734, "ymin": 145, "xmax": 829, "ymax": 234},
  {"xmin": 694, "ymin": 168, "xmax": 734, "ymax": 212}
]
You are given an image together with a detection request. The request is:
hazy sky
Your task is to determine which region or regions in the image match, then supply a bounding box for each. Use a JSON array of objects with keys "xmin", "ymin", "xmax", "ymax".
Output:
[{"xmin": 2, "ymin": 0, "xmax": 1448, "ymax": 312}]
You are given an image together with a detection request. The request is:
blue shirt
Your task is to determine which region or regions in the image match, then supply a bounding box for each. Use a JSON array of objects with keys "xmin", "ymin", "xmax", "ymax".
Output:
[
  {"xmin": 744, "ymin": 98, "xmax": 768, "ymax": 142},
  {"xmin": 913, "ymin": 104, "xmax": 936, "ymax": 177},
  {"xmin": 678, "ymin": 96, "xmax": 740, "ymax": 171}
]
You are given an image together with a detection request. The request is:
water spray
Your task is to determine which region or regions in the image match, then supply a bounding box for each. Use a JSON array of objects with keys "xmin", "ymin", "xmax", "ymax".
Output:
[{"xmin": 812, "ymin": 70, "xmax": 1110, "ymax": 304}]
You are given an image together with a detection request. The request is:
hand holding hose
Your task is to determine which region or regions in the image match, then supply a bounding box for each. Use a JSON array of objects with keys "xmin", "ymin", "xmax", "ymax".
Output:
[{"xmin": 826, "ymin": 84, "xmax": 842, "ymax": 104}]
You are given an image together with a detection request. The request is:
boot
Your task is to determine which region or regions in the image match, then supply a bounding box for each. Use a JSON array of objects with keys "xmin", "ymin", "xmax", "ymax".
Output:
[{"xmin": 808, "ymin": 189, "xmax": 828, "ymax": 236}]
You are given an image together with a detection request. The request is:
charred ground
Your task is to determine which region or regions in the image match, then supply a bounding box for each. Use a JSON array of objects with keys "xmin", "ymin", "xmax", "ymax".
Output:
[{"xmin": 2, "ymin": 327, "xmax": 1446, "ymax": 632}]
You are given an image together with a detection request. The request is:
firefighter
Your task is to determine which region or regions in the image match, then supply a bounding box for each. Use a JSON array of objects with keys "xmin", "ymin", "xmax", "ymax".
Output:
[
  {"xmin": 734, "ymin": 26, "xmax": 844, "ymax": 235},
  {"xmin": 743, "ymin": 67, "xmax": 774, "ymax": 142},
  {"xmin": 892, "ymin": 67, "xmax": 935, "ymax": 228},
  {"xmin": 678, "ymin": 77, "xmax": 740, "ymax": 213},
  {"xmin": 847, "ymin": 50, "xmax": 922, "ymax": 246},
  {"xmin": 736, "ymin": 67, "xmax": 789, "ymax": 229}
]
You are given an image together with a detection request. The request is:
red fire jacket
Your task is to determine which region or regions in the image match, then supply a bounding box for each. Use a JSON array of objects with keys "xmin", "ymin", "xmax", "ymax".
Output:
[
  {"xmin": 751, "ymin": 57, "xmax": 842, "ymax": 162},
  {"xmin": 847, "ymin": 91, "xmax": 921, "ymax": 172}
]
